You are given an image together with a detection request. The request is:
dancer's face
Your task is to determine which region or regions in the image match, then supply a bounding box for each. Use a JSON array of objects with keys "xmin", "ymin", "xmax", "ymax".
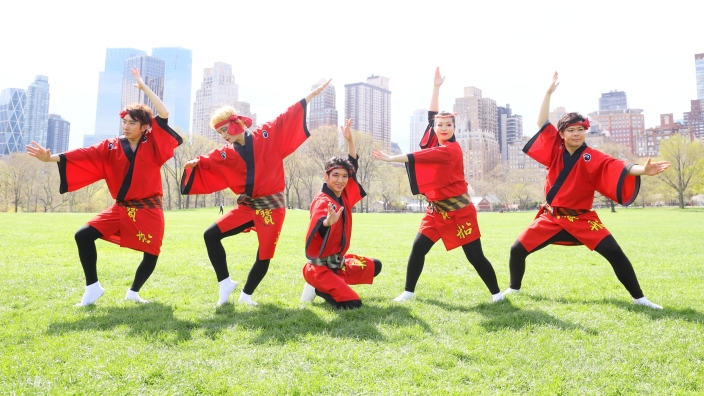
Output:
[
  {"xmin": 324, "ymin": 168, "xmax": 349, "ymax": 197},
  {"xmin": 434, "ymin": 117, "xmax": 455, "ymax": 143},
  {"xmin": 122, "ymin": 115, "xmax": 148, "ymax": 142},
  {"xmin": 559, "ymin": 125, "xmax": 586, "ymax": 151}
]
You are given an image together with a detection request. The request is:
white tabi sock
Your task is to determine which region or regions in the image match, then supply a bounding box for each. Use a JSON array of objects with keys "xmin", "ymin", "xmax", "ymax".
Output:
[
  {"xmin": 300, "ymin": 282, "xmax": 316, "ymax": 303},
  {"xmin": 217, "ymin": 277, "xmax": 238, "ymax": 306},
  {"xmin": 125, "ymin": 289, "xmax": 149, "ymax": 303},
  {"xmin": 491, "ymin": 292, "xmax": 505, "ymax": 303},
  {"xmin": 502, "ymin": 288, "xmax": 520, "ymax": 297},
  {"xmin": 76, "ymin": 281, "xmax": 104, "ymax": 306},
  {"xmin": 393, "ymin": 291, "xmax": 415, "ymax": 302},
  {"xmin": 238, "ymin": 291, "xmax": 258, "ymax": 306},
  {"xmin": 633, "ymin": 296, "xmax": 663, "ymax": 310}
]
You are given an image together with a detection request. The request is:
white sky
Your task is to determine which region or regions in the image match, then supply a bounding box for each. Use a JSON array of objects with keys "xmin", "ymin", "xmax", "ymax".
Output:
[{"xmin": 2, "ymin": 0, "xmax": 703, "ymax": 151}]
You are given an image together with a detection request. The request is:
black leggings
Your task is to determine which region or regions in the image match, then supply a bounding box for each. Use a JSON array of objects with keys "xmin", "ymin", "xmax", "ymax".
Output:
[
  {"xmin": 403, "ymin": 233, "xmax": 500, "ymax": 294},
  {"xmin": 203, "ymin": 222, "xmax": 270, "ymax": 295},
  {"xmin": 315, "ymin": 259, "xmax": 383, "ymax": 310},
  {"xmin": 74, "ymin": 225, "xmax": 158, "ymax": 291},
  {"xmin": 508, "ymin": 231, "xmax": 644, "ymax": 298}
]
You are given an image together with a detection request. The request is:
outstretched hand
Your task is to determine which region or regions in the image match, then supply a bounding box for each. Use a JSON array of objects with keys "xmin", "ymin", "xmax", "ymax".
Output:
[
  {"xmin": 547, "ymin": 71, "xmax": 559, "ymax": 95},
  {"xmin": 306, "ymin": 79, "xmax": 332, "ymax": 103},
  {"xmin": 642, "ymin": 158, "xmax": 671, "ymax": 176},
  {"xmin": 323, "ymin": 202, "xmax": 344, "ymax": 227},
  {"xmin": 372, "ymin": 149, "xmax": 391, "ymax": 162},
  {"xmin": 434, "ymin": 67, "xmax": 445, "ymax": 87},
  {"xmin": 184, "ymin": 158, "xmax": 199, "ymax": 169},
  {"xmin": 26, "ymin": 141, "xmax": 53, "ymax": 162},
  {"xmin": 130, "ymin": 67, "xmax": 146, "ymax": 90},
  {"xmin": 341, "ymin": 118, "xmax": 353, "ymax": 143}
]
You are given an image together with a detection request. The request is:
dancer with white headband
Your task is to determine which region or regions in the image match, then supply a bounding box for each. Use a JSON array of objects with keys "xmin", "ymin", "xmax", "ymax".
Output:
[
  {"xmin": 502, "ymin": 72, "xmax": 670, "ymax": 309},
  {"xmin": 372, "ymin": 68, "xmax": 503, "ymax": 303},
  {"xmin": 181, "ymin": 80, "xmax": 330, "ymax": 306},
  {"xmin": 26, "ymin": 67, "xmax": 183, "ymax": 306}
]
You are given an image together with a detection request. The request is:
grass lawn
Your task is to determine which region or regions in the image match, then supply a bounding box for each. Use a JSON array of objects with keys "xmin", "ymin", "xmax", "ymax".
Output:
[{"xmin": 1, "ymin": 207, "xmax": 703, "ymax": 394}]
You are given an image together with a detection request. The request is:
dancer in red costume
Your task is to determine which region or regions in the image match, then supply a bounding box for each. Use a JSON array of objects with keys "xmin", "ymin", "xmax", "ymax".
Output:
[
  {"xmin": 373, "ymin": 68, "xmax": 503, "ymax": 303},
  {"xmin": 26, "ymin": 67, "xmax": 183, "ymax": 306},
  {"xmin": 502, "ymin": 72, "xmax": 670, "ymax": 310},
  {"xmin": 299, "ymin": 119, "xmax": 382, "ymax": 309},
  {"xmin": 181, "ymin": 80, "xmax": 330, "ymax": 306}
]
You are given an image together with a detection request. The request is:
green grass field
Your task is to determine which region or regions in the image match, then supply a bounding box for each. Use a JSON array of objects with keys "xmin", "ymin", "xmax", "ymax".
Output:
[{"xmin": 1, "ymin": 207, "xmax": 703, "ymax": 394}]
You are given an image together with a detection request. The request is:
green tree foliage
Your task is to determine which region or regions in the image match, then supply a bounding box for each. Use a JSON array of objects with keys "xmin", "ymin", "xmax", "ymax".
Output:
[{"xmin": 657, "ymin": 134, "xmax": 704, "ymax": 208}]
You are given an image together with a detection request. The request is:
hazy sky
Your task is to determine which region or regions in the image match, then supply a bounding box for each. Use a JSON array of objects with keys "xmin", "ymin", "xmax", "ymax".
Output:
[{"xmin": 2, "ymin": 0, "xmax": 702, "ymax": 151}]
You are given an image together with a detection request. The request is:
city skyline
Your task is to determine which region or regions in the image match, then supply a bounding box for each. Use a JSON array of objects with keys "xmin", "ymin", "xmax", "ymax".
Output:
[{"xmin": 2, "ymin": 0, "xmax": 703, "ymax": 152}]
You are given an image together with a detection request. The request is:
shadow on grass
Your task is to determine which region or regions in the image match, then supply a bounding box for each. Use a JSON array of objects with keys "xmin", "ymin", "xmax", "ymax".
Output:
[
  {"xmin": 422, "ymin": 298, "xmax": 598, "ymax": 334},
  {"xmin": 200, "ymin": 298, "xmax": 432, "ymax": 344},
  {"xmin": 46, "ymin": 302, "xmax": 196, "ymax": 344}
]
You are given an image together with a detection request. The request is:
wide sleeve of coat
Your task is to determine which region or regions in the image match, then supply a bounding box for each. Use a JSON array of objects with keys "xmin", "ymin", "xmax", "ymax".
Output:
[
  {"xmin": 180, "ymin": 147, "xmax": 230, "ymax": 195},
  {"xmin": 268, "ymin": 99, "xmax": 310, "ymax": 158},
  {"xmin": 151, "ymin": 116, "xmax": 184, "ymax": 165},
  {"xmin": 523, "ymin": 122, "xmax": 561, "ymax": 167},
  {"xmin": 57, "ymin": 140, "xmax": 108, "ymax": 194},
  {"xmin": 590, "ymin": 150, "xmax": 641, "ymax": 205}
]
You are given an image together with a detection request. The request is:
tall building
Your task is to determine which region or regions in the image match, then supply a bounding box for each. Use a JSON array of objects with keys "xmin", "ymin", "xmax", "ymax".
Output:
[
  {"xmin": 192, "ymin": 62, "xmax": 255, "ymax": 142},
  {"xmin": 152, "ymin": 47, "xmax": 192, "ymax": 132},
  {"xmin": 695, "ymin": 53, "xmax": 704, "ymax": 100},
  {"xmin": 307, "ymin": 81, "xmax": 338, "ymax": 131},
  {"xmin": 344, "ymin": 75, "xmax": 391, "ymax": 147},
  {"xmin": 599, "ymin": 90, "xmax": 627, "ymax": 112},
  {"xmin": 46, "ymin": 114, "xmax": 70, "ymax": 154},
  {"xmin": 23, "ymin": 75, "xmax": 50, "ymax": 147},
  {"xmin": 497, "ymin": 105, "xmax": 522, "ymax": 162},
  {"xmin": 94, "ymin": 48, "xmax": 146, "ymax": 136},
  {"xmin": 453, "ymin": 87, "xmax": 499, "ymax": 183},
  {"xmin": 409, "ymin": 109, "xmax": 427, "ymax": 152},
  {"xmin": 122, "ymin": 55, "xmax": 165, "ymax": 116},
  {"xmin": 0, "ymin": 88, "xmax": 27, "ymax": 156},
  {"xmin": 588, "ymin": 108, "xmax": 645, "ymax": 154}
]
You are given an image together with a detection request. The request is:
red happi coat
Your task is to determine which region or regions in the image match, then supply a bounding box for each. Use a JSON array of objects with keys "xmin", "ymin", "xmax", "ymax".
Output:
[
  {"xmin": 305, "ymin": 156, "xmax": 366, "ymax": 260},
  {"xmin": 517, "ymin": 122, "xmax": 640, "ymax": 251},
  {"xmin": 524, "ymin": 122, "xmax": 640, "ymax": 209},
  {"xmin": 180, "ymin": 100, "xmax": 309, "ymax": 197},
  {"xmin": 405, "ymin": 111, "xmax": 468, "ymax": 201},
  {"xmin": 58, "ymin": 117, "xmax": 183, "ymax": 254}
]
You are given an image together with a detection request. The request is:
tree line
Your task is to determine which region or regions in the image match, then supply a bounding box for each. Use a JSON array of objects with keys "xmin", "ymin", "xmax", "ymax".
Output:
[{"xmin": 1, "ymin": 129, "xmax": 702, "ymax": 213}]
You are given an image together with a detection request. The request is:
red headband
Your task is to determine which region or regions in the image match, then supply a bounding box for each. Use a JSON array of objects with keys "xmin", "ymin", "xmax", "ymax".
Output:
[
  {"xmin": 120, "ymin": 110, "xmax": 128, "ymax": 119},
  {"xmin": 565, "ymin": 119, "xmax": 590, "ymax": 130},
  {"xmin": 434, "ymin": 113, "xmax": 456, "ymax": 119},
  {"xmin": 214, "ymin": 114, "xmax": 253, "ymax": 135}
]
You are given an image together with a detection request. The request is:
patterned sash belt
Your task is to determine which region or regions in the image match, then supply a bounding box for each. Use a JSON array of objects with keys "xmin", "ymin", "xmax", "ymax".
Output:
[
  {"xmin": 116, "ymin": 196, "xmax": 162, "ymax": 209},
  {"xmin": 430, "ymin": 193, "xmax": 471, "ymax": 213},
  {"xmin": 542, "ymin": 203, "xmax": 590, "ymax": 217},
  {"xmin": 237, "ymin": 192, "xmax": 286, "ymax": 209},
  {"xmin": 308, "ymin": 254, "xmax": 344, "ymax": 269}
]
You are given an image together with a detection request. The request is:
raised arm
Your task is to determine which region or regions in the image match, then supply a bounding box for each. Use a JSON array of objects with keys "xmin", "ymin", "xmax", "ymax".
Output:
[
  {"xmin": 341, "ymin": 118, "xmax": 356, "ymax": 158},
  {"xmin": 131, "ymin": 67, "xmax": 169, "ymax": 118},
  {"xmin": 430, "ymin": 67, "xmax": 444, "ymax": 112},
  {"xmin": 537, "ymin": 72, "xmax": 559, "ymax": 127},
  {"xmin": 628, "ymin": 158, "xmax": 671, "ymax": 176},
  {"xmin": 305, "ymin": 79, "xmax": 332, "ymax": 104},
  {"xmin": 26, "ymin": 141, "xmax": 59, "ymax": 162}
]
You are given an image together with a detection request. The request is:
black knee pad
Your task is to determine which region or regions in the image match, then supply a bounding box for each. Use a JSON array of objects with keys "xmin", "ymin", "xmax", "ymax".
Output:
[{"xmin": 373, "ymin": 259, "xmax": 382, "ymax": 276}]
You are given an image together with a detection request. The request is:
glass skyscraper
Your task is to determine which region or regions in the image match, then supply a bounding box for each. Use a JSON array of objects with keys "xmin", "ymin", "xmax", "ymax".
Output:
[
  {"xmin": 0, "ymin": 88, "xmax": 27, "ymax": 156},
  {"xmin": 122, "ymin": 55, "xmax": 165, "ymax": 116},
  {"xmin": 23, "ymin": 75, "xmax": 50, "ymax": 147},
  {"xmin": 695, "ymin": 53, "xmax": 704, "ymax": 100},
  {"xmin": 152, "ymin": 47, "xmax": 192, "ymax": 133}
]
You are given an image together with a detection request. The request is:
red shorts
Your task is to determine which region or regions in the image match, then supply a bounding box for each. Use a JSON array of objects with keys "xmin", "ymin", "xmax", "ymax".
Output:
[
  {"xmin": 216, "ymin": 205, "xmax": 285, "ymax": 260},
  {"xmin": 517, "ymin": 209, "xmax": 611, "ymax": 252},
  {"xmin": 418, "ymin": 204, "xmax": 481, "ymax": 251},
  {"xmin": 88, "ymin": 204, "xmax": 164, "ymax": 256},
  {"xmin": 302, "ymin": 254, "xmax": 376, "ymax": 303}
]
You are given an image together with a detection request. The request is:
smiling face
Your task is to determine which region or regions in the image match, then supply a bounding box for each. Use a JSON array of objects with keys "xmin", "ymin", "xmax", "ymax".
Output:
[
  {"xmin": 122, "ymin": 115, "xmax": 149, "ymax": 143},
  {"xmin": 434, "ymin": 116, "xmax": 455, "ymax": 144},
  {"xmin": 324, "ymin": 168, "xmax": 349, "ymax": 197},
  {"xmin": 559, "ymin": 125, "xmax": 586, "ymax": 152}
]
